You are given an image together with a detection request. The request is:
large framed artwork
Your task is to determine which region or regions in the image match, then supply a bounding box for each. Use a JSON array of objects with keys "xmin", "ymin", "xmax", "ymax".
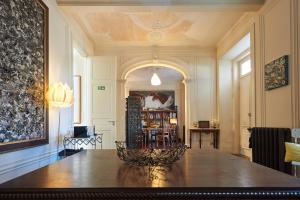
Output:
[
  {"xmin": 129, "ymin": 91, "xmax": 175, "ymax": 110},
  {"xmin": 265, "ymin": 55, "xmax": 289, "ymax": 91},
  {"xmin": 0, "ymin": 0, "xmax": 49, "ymax": 152}
]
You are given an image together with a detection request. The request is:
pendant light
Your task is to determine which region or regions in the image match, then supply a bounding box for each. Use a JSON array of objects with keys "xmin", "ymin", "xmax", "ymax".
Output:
[{"xmin": 151, "ymin": 72, "xmax": 161, "ymax": 86}]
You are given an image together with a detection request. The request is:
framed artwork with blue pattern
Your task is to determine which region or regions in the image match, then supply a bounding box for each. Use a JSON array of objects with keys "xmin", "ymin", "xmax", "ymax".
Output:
[{"xmin": 265, "ymin": 55, "xmax": 289, "ymax": 91}]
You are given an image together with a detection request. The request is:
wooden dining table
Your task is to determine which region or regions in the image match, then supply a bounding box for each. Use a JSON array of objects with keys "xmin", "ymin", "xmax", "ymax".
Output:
[{"xmin": 1, "ymin": 149, "xmax": 300, "ymax": 199}]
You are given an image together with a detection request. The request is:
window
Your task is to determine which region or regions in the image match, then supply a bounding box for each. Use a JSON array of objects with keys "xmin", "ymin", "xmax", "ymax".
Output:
[{"xmin": 240, "ymin": 59, "xmax": 251, "ymax": 76}]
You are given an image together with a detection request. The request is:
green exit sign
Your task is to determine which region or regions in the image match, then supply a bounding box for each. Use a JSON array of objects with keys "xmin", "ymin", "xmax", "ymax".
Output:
[{"xmin": 97, "ymin": 86, "xmax": 105, "ymax": 90}]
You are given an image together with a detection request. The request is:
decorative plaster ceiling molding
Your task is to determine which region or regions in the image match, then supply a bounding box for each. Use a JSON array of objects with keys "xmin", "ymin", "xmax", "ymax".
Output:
[
  {"xmin": 60, "ymin": 2, "xmax": 265, "ymax": 50},
  {"xmin": 95, "ymin": 46, "xmax": 216, "ymax": 56}
]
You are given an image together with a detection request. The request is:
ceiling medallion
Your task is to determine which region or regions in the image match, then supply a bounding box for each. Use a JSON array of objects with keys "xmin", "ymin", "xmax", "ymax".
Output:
[
  {"xmin": 149, "ymin": 31, "xmax": 162, "ymax": 41},
  {"xmin": 129, "ymin": 12, "xmax": 181, "ymax": 31}
]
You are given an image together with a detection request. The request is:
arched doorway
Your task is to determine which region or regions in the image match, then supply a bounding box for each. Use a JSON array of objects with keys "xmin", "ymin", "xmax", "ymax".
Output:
[{"xmin": 117, "ymin": 60, "xmax": 191, "ymax": 145}]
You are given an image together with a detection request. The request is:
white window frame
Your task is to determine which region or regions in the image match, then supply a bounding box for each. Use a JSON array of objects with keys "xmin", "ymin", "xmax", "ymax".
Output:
[{"xmin": 239, "ymin": 55, "xmax": 251, "ymax": 78}]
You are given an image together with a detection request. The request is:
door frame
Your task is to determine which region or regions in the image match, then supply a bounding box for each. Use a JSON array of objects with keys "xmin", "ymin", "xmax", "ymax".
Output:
[
  {"xmin": 238, "ymin": 54, "xmax": 252, "ymax": 157},
  {"xmin": 232, "ymin": 49, "xmax": 255, "ymax": 157}
]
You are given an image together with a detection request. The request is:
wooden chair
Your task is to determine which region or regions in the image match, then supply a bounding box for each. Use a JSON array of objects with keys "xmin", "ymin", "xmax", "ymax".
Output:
[
  {"xmin": 198, "ymin": 120, "xmax": 211, "ymax": 148},
  {"xmin": 169, "ymin": 128, "xmax": 178, "ymax": 146},
  {"xmin": 154, "ymin": 128, "xmax": 169, "ymax": 148},
  {"xmin": 148, "ymin": 128, "xmax": 158, "ymax": 148},
  {"xmin": 141, "ymin": 129, "xmax": 148, "ymax": 148},
  {"xmin": 162, "ymin": 126, "xmax": 171, "ymax": 147}
]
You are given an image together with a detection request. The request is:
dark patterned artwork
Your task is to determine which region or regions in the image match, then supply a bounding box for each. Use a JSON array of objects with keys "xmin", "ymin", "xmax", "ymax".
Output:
[
  {"xmin": 129, "ymin": 91, "xmax": 175, "ymax": 110},
  {"xmin": 0, "ymin": 0, "xmax": 48, "ymax": 152},
  {"xmin": 265, "ymin": 55, "xmax": 289, "ymax": 91}
]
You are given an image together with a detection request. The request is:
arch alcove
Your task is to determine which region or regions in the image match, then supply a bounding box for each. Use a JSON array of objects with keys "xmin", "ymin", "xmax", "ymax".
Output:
[{"xmin": 117, "ymin": 59, "xmax": 191, "ymax": 145}]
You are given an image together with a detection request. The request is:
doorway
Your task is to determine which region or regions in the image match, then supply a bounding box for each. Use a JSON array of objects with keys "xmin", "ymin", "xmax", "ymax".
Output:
[
  {"xmin": 119, "ymin": 61, "xmax": 190, "ymax": 145},
  {"xmin": 125, "ymin": 66, "xmax": 185, "ymax": 143},
  {"xmin": 239, "ymin": 56, "xmax": 252, "ymax": 158},
  {"xmin": 218, "ymin": 32, "xmax": 254, "ymax": 154}
]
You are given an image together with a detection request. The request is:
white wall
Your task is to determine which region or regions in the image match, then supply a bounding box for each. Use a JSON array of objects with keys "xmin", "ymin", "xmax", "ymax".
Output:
[
  {"xmin": 0, "ymin": 0, "xmax": 78, "ymax": 184},
  {"xmin": 78, "ymin": 48, "xmax": 217, "ymax": 146},
  {"xmin": 217, "ymin": 0, "xmax": 300, "ymax": 154},
  {"xmin": 218, "ymin": 59, "xmax": 237, "ymax": 153},
  {"xmin": 254, "ymin": 0, "xmax": 300, "ymax": 128}
]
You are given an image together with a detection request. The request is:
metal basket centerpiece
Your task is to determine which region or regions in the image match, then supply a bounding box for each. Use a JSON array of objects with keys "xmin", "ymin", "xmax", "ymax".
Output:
[{"xmin": 115, "ymin": 141, "xmax": 187, "ymax": 166}]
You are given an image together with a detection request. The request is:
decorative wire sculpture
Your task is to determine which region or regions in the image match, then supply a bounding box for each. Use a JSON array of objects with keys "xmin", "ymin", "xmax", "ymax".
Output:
[{"xmin": 115, "ymin": 141, "xmax": 187, "ymax": 166}]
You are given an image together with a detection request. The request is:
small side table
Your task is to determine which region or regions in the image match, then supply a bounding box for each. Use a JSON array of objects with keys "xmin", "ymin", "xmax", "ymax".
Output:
[{"xmin": 189, "ymin": 128, "xmax": 220, "ymax": 149}]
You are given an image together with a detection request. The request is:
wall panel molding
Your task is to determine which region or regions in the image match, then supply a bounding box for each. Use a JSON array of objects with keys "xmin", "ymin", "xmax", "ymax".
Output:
[
  {"xmin": 291, "ymin": 0, "xmax": 299, "ymax": 127},
  {"xmin": 255, "ymin": 0, "xmax": 297, "ymax": 128},
  {"xmin": 0, "ymin": 149, "xmax": 59, "ymax": 184},
  {"xmin": 258, "ymin": 15, "xmax": 266, "ymax": 126}
]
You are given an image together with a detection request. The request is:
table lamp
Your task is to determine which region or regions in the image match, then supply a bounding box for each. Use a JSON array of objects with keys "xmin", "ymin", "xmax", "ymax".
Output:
[
  {"xmin": 46, "ymin": 82, "xmax": 74, "ymax": 158},
  {"xmin": 170, "ymin": 118, "xmax": 177, "ymax": 125},
  {"xmin": 170, "ymin": 118, "xmax": 177, "ymax": 128}
]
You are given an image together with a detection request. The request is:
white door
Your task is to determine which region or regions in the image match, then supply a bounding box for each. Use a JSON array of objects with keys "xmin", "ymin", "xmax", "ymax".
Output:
[
  {"xmin": 89, "ymin": 57, "xmax": 117, "ymax": 149},
  {"xmin": 239, "ymin": 59, "xmax": 251, "ymax": 158}
]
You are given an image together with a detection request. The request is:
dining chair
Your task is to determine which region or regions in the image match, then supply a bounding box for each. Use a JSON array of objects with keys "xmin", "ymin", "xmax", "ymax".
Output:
[
  {"xmin": 148, "ymin": 128, "xmax": 158, "ymax": 148},
  {"xmin": 162, "ymin": 127, "xmax": 170, "ymax": 148},
  {"xmin": 169, "ymin": 128, "xmax": 178, "ymax": 146},
  {"xmin": 198, "ymin": 120, "xmax": 212, "ymax": 148},
  {"xmin": 291, "ymin": 128, "xmax": 300, "ymax": 177}
]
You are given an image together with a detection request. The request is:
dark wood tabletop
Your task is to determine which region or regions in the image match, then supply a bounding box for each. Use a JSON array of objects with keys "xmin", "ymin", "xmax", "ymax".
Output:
[{"xmin": 1, "ymin": 149, "xmax": 300, "ymax": 199}]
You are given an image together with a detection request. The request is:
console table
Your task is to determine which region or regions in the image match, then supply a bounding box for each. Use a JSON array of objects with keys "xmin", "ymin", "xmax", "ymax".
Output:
[
  {"xmin": 189, "ymin": 128, "xmax": 220, "ymax": 149},
  {"xmin": 63, "ymin": 133, "xmax": 103, "ymax": 151}
]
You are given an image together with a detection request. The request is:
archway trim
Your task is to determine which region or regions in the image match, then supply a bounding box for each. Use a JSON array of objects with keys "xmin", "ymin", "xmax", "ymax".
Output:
[{"xmin": 120, "ymin": 59, "xmax": 190, "ymax": 81}]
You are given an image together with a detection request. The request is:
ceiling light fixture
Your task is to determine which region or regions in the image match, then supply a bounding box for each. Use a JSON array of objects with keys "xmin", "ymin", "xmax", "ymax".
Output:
[{"xmin": 151, "ymin": 72, "xmax": 161, "ymax": 86}]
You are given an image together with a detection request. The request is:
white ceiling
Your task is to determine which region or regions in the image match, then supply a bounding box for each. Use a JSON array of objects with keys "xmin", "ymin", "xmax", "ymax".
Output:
[
  {"xmin": 127, "ymin": 67, "xmax": 183, "ymax": 82},
  {"xmin": 58, "ymin": 0, "xmax": 264, "ymax": 50}
]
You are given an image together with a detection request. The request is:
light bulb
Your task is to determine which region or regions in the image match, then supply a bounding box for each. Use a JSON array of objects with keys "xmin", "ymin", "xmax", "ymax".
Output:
[{"xmin": 151, "ymin": 73, "xmax": 161, "ymax": 86}]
